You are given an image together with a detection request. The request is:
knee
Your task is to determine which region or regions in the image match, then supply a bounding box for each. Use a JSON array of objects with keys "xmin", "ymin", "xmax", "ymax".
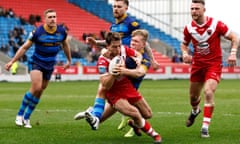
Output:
[
  {"xmin": 142, "ymin": 110, "xmax": 152, "ymax": 119},
  {"xmin": 204, "ymin": 89, "xmax": 215, "ymax": 104},
  {"xmin": 204, "ymin": 89, "xmax": 214, "ymax": 101},
  {"xmin": 204, "ymin": 89, "xmax": 214, "ymax": 98},
  {"xmin": 31, "ymin": 85, "xmax": 44, "ymax": 96}
]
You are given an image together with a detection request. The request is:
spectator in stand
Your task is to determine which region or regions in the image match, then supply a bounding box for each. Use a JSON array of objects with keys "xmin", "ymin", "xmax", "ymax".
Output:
[
  {"xmin": 0, "ymin": 6, "xmax": 4, "ymax": 16},
  {"xmin": 172, "ymin": 52, "xmax": 181, "ymax": 63},
  {"xmin": 6, "ymin": 8, "xmax": 15, "ymax": 18},
  {"xmin": 71, "ymin": 48, "xmax": 82, "ymax": 59},
  {"xmin": 0, "ymin": 44, "xmax": 10, "ymax": 54}
]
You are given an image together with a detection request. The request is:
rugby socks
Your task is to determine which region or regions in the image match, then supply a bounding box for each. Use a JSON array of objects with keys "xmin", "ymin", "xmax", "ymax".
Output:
[
  {"xmin": 202, "ymin": 104, "xmax": 214, "ymax": 129},
  {"xmin": 92, "ymin": 97, "xmax": 105, "ymax": 119},
  {"xmin": 24, "ymin": 93, "xmax": 39, "ymax": 120},
  {"xmin": 17, "ymin": 92, "xmax": 32, "ymax": 116},
  {"xmin": 140, "ymin": 118, "xmax": 159, "ymax": 137}
]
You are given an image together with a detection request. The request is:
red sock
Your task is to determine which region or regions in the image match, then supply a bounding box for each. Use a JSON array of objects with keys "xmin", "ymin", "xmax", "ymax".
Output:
[
  {"xmin": 202, "ymin": 105, "xmax": 214, "ymax": 128},
  {"xmin": 141, "ymin": 119, "xmax": 159, "ymax": 137}
]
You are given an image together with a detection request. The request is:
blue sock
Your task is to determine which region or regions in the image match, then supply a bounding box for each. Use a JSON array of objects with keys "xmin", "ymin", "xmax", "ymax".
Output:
[
  {"xmin": 17, "ymin": 92, "xmax": 32, "ymax": 116},
  {"xmin": 92, "ymin": 98, "xmax": 105, "ymax": 119},
  {"xmin": 24, "ymin": 94, "xmax": 39, "ymax": 120}
]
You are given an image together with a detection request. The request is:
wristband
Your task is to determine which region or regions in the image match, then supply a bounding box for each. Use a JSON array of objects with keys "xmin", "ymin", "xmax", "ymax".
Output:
[
  {"xmin": 182, "ymin": 51, "xmax": 188, "ymax": 57},
  {"xmin": 230, "ymin": 48, "xmax": 237, "ymax": 55}
]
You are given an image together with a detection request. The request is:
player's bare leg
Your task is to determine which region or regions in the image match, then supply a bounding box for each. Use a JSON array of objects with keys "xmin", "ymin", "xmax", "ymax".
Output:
[
  {"xmin": 200, "ymin": 79, "xmax": 217, "ymax": 138},
  {"xmin": 186, "ymin": 82, "xmax": 203, "ymax": 127},
  {"xmin": 114, "ymin": 99, "xmax": 162, "ymax": 143}
]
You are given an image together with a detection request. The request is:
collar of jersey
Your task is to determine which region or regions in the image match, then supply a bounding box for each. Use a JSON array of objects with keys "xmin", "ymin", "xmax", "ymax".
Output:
[
  {"xmin": 140, "ymin": 49, "xmax": 145, "ymax": 54},
  {"xmin": 43, "ymin": 24, "xmax": 57, "ymax": 34},
  {"xmin": 115, "ymin": 13, "xmax": 127, "ymax": 24}
]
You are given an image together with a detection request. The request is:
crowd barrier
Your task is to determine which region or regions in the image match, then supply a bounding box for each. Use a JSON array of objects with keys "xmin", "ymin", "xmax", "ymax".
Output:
[{"xmin": 1, "ymin": 65, "xmax": 240, "ymax": 82}]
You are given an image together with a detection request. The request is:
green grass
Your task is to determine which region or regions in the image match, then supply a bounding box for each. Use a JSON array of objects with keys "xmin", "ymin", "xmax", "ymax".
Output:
[{"xmin": 0, "ymin": 80, "xmax": 240, "ymax": 144}]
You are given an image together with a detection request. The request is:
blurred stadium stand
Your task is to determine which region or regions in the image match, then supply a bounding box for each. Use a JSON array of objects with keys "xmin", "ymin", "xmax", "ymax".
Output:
[
  {"xmin": 68, "ymin": 0, "xmax": 182, "ymax": 55},
  {"xmin": 0, "ymin": 0, "xmax": 111, "ymax": 68},
  {"xmin": 1, "ymin": 0, "xmax": 238, "ymax": 72}
]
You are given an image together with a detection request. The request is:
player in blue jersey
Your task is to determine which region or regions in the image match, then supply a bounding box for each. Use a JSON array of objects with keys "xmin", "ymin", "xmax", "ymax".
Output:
[
  {"xmin": 5, "ymin": 9, "xmax": 72, "ymax": 128},
  {"xmin": 92, "ymin": 0, "xmax": 159, "ymax": 70},
  {"xmin": 74, "ymin": 30, "xmax": 156, "ymax": 136},
  {"xmin": 110, "ymin": 0, "xmax": 140, "ymax": 46}
]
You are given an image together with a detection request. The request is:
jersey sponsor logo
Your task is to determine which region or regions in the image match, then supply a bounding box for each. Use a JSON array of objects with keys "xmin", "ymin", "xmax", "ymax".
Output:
[
  {"xmin": 131, "ymin": 21, "xmax": 139, "ymax": 27},
  {"xmin": 42, "ymin": 42, "xmax": 62, "ymax": 46},
  {"xmin": 196, "ymin": 41, "xmax": 210, "ymax": 55},
  {"xmin": 207, "ymin": 29, "xmax": 212, "ymax": 35}
]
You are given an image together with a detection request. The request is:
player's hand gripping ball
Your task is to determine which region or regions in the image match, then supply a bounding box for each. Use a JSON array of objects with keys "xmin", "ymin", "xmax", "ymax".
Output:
[{"xmin": 108, "ymin": 56, "xmax": 123, "ymax": 76}]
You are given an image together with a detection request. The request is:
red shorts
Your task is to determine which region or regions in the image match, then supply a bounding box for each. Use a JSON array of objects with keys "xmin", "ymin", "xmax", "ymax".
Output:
[
  {"xmin": 105, "ymin": 82, "xmax": 142, "ymax": 105},
  {"xmin": 190, "ymin": 63, "xmax": 222, "ymax": 83}
]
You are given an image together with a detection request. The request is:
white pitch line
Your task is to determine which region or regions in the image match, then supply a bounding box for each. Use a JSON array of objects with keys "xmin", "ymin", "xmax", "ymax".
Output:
[{"xmin": 1, "ymin": 109, "xmax": 239, "ymax": 117}]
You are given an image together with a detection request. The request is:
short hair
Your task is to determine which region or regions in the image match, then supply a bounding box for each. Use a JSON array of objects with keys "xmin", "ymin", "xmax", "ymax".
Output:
[
  {"xmin": 105, "ymin": 32, "xmax": 121, "ymax": 45},
  {"xmin": 131, "ymin": 29, "xmax": 149, "ymax": 42},
  {"xmin": 115, "ymin": 0, "xmax": 129, "ymax": 6},
  {"xmin": 192, "ymin": 0, "xmax": 205, "ymax": 5},
  {"xmin": 44, "ymin": 9, "xmax": 56, "ymax": 17}
]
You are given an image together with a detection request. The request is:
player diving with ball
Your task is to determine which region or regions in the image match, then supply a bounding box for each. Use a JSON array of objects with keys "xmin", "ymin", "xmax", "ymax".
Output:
[{"xmin": 74, "ymin": 30, "xmax": 162, "ymax": 143}]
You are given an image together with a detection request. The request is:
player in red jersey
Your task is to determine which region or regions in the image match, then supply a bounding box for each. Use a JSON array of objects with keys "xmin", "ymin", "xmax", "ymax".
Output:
[
  {"xmin": 86, "ymin": 32, "xmax": 161, "ymax": 143},
  {"xmin": 181, "ymin": 0, "xmax": 239, "ymax": 138},
  {"xmin": 86, "ymin": 1, "xmax": 159, "ymax": 136}
]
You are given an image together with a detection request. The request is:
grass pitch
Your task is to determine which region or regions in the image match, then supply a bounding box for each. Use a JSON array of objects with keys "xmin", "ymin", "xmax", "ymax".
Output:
[{"xmin": 0, "ymin": 79, "xmax": 239, "ymax": 144}]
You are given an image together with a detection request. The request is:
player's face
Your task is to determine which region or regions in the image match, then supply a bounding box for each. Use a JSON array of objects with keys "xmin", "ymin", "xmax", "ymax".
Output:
[
  {"xmin": 107, "ymin": 40, "xmax": 121, "ymax": 58},
  {"xmin": 130, "ymin": 35, "xmax": 145, "ymax": 52},
  {"xmin": 113, "ymin": 1, "xmax": 128, "ymax": 19},
  {"xmin": 45, "ymin": 12, "xmax": 57, "ymax": 28},
  {"xmin": 191, "ymin": 3, "xmax": 205, "ymax": 23}
]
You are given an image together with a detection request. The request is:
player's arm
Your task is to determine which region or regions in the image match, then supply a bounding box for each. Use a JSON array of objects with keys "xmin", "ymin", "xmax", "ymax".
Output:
[
  {"xmin": 86, "ymin": 37, "xmax": 107, "ymax": 47},
  {"xmin": 180, "ymin": 42, "xmax": 192, "ymax": 64},
  {"xmin": 62, "ymin": 36, "xmax": 72, "ymax": 69},
  {"xmin": 5, "ymin": 40, "xmax": 32, "ymax": 71},
  {"xmin": 225, "ymin": 31, "xmax": 239, "ymax": 66},
  {"xmin": 100, "ymin": 73, "xmax": 117, "ymax": 90},
  {"xmin": 119, "ymin": 50, "xmax": 145, "ymax": 78},
  {"xmin": 118, "ymin": 64, "xmax": 146, "ymax": 78},
  {"xmin": 144, "ymin": 42, "xmax": 160, "ymax": 70}
]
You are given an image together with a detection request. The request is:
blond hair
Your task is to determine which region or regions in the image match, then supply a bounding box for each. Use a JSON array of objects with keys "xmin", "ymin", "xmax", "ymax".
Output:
[
  {"xmin": 131, "ymin": 29, "xmax": 149, "ymax": 42},
  {"xmin": 44, "ymin": 9, "xmax": 56, "ymax": 17}
]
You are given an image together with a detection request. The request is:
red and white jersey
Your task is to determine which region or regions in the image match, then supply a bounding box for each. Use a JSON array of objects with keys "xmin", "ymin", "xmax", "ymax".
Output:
[
  {"xmin": 183, "ymin": 17, "xmax": 231, "ymax": 65},
  {"xmin": 97, "ymin": 45, "xmax": 136, "ymax": 92},
  {"xmin": 97, "ymin": 45, "xmax": 136, "ymax": 74}
]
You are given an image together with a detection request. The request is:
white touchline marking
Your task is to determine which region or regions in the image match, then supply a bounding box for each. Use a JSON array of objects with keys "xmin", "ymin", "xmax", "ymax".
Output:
[{"xmin": 1, "ymin": 109, "xmax": 238, "ymax": 117}]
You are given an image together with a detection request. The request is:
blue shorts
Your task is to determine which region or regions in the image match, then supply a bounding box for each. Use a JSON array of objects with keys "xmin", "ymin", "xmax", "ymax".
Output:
[{"xmin": 30, "ymin": 62, "xmax": 54, "ymax": 80}]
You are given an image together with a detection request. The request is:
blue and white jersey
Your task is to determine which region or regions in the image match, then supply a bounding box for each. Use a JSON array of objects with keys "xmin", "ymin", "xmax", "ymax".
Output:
[{"xmin": 29, "ymin": 24, "xmax": 67, "ymax": 70}]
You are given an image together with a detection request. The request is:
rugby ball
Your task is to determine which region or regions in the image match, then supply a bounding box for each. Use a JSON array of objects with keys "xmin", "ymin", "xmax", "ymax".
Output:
[{"xmin": 108, "ymin": 56, "xmax": 122, "ymax": 75}]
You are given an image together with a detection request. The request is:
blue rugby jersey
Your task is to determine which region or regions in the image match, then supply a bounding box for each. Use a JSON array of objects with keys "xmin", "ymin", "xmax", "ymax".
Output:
[
  {"xmin": 125, "ymin": 50, "xmax": 151, "ymax": 89},
  {"xmin": 29, "ymin": 24, "xmax": 67, "ymax": 70},
  {"xmin": 110, "ymin": 14, "xmax": 140, "ymax": 46}
]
